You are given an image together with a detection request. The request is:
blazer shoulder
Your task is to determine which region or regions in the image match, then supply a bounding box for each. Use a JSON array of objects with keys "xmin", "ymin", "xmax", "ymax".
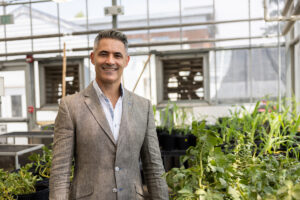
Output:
[
  {"xmin": 60, "ymin": 92, "xmax": 81, "ymax": 105},
  {"xmin": 125, "ymin": 89, "xmax": 150, "ymax": 105}
]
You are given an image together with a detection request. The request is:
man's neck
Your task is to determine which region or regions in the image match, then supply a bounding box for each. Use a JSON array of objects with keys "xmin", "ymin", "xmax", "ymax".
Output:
[{"xmin": 96, "ymin": 80, "xmax": 121, "ymax": 108}]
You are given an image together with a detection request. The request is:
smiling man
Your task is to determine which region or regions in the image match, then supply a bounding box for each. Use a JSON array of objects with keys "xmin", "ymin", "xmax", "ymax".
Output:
[{"xmin": 49, "ymin": 30, "xmax": 169, "ymax": 200}]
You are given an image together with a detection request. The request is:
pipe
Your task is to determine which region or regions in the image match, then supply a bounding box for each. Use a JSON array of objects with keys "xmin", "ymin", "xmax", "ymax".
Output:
[
  {"xmin": 264, "ymin": 0, "xmax": 300, "ymax": 22},
  {"xmin": 281, "ymin": 0, "xmax": 293, "ymax": 16},
  {"xmin": 0, "ymin": 42, "xmax": 285, "ymax": 62},
  {"xmin": 288, "ymin": 35, "xmax": 300, "ymax": 46},
  {"xmin": 0, "ymin": 34, "xmax": 283, "ymax": 57},
  {"xmin": 0, "ymin": 18, "xmax": 264, "ymax": 42},
  {"xmin": 0, "ymin": 118, "xmax": 28, "ymax": 122},
  {"xmin": 282, "ymin": 1, "xmax": 300, "ymax": 35}
]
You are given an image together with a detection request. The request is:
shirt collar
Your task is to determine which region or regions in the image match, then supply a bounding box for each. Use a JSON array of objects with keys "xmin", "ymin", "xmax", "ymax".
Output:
[{"xmin": 93, "ymin": 80, "xmax": 124, "ymax": 98}]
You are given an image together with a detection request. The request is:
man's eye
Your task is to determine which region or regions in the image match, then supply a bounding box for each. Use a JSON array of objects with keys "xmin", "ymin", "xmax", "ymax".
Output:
[
  {"xmin": 115, "ymin": 54, "xmax": 122, "ymax": 58},
  {"xmin": 99, "ymin": 52, "xmax": 107, "ymax": 56}
]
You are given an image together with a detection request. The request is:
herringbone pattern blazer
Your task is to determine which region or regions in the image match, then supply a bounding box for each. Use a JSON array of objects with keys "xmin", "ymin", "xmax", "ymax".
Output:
[{"xmin": 49, "ymin": 83, "xmax": 169, "ymax": 200}]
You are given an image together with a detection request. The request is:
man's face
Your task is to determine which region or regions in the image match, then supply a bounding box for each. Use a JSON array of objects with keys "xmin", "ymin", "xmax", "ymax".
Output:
[{"xmin": 90, "ymin": 38, "xmax": 130, "ymax": 85}]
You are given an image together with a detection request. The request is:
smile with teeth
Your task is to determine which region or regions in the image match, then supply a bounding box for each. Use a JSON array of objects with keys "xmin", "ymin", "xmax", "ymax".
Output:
[{"xmin": 101, "ymin": 65, "xmax": 118, "ymax": 71}]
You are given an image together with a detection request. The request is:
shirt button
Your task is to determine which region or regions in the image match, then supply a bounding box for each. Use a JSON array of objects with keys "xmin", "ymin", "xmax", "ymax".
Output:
[
  {"xmin": 115, "ymin": 166, "xmax": 120, "ymax": 172},
  {"xmin": 112, "ymin": 188, "xmax": 118, "ymax": 193}
]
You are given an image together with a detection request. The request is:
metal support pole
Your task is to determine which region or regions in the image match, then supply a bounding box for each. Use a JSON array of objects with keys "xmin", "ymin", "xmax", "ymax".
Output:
[
  {"xmin": 277, "ymin": 0, "xmax": 282, "ymax": 111},
  {"xmin": 29, "ymin": 0, "xmax": 34, "ymax": 52},
  {"xmin": 179, "ymin": 0, "xmax": 183, "ymax": 50},
  {"xmin": 248, "ymin": 0, "xmax": 253, "ymax": 102},
  {"xmin": 27, "ymin": 62, "xmax": 37, "ymax": 131},
  {"xmin": 2, "ymin": 0, "xmax": 7, "ymax": 61},
  {"xmin": 15, "ymin": 154, "xmax": 20, "ymax": 169},
  {"xmin": 57, "ymin": 3, "xmax": 62, "ymax": 53},
  {"xmin": 112, "ymin": 0, "xmax": 117, "ymax": 29},
  {"xmin": 213, "ymin": 0, "xmax": 218, "ymax": 104},
  {"xmin": 146, "ymin": 0, "xmax": 152, "ymax": 100},
  {"xmin": 62, "ymin": 43, "xmax": 67, "ymax": 97},
  {"xmin": 85, "ymin": 0, "xmax": 91, "ymax": 83},
  {"xmin": 146, "ymin": 0, "xmax": 150, "ymax": 45}
]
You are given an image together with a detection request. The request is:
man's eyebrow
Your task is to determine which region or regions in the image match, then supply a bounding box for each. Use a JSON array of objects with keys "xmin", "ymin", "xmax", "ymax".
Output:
[{"xmin": 114, "ymin": 52, "xmax": 123, "ymax": 55}]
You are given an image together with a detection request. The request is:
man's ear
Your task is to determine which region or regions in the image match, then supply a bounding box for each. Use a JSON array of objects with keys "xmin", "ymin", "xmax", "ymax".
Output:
[
  {"xmin": 90, "ymin": 52, "xmax": 95, "ymax": 65},
  {"xmin": 125, "ymin": 55, "xmax": 130, "ymax": 67}
]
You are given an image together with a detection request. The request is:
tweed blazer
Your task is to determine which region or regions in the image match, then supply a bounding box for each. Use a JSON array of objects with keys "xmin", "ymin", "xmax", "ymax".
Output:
[{"xmin": 49, "ymin": 83, "xmax": 169, "ymax": 200}]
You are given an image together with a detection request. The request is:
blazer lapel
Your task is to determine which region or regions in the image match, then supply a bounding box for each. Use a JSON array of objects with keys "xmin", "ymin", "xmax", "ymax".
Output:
[
  {"xmin": 117, "ymin": 89, "xmax": 133, "ymax": 147},
  {"xmin": 83, "ymin": 83, "xmax": 116, "ymax": 146}
]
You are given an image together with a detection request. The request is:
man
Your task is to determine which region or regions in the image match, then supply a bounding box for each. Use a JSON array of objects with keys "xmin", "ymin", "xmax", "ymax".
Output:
[{"xmin": 49, "ymin": 30, "xmax": 169, "ymax": 200}]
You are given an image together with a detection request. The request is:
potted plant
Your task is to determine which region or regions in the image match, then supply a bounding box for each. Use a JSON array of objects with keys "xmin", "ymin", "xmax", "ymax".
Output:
[
  {"xmin": 164, "ymin": 99, "xmax": 300, "ymax": 199},
  {"xmin": 0, "ymin": 164, "xmax": 39, "ymax": 200}
]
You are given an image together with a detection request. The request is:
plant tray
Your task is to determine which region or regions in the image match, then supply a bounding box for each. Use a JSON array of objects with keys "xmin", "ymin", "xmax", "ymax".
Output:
[
  {"xmin": 0, "ymin": 144, "xmax": 44, "ymax": 171},
  {"xmin": 0, "ymin": 131, "xmax": 53, "ymax": 146}
]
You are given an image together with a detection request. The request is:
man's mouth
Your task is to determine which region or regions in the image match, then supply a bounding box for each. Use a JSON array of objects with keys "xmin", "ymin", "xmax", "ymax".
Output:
[{"xmin": 101, "ymin": 65, "xmax": 118, "ymax": 71}]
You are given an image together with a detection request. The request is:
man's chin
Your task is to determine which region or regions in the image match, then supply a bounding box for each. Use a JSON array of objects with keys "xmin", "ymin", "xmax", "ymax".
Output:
[{"xmin": 97, "ymin": 78, "xmax": 121, "ymax": 85}]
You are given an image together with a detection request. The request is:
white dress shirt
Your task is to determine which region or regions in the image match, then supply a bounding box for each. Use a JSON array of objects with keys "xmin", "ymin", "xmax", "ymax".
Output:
[{"xmin": 93, "ymin": 80, "xmax": 123, "ymax": 142}]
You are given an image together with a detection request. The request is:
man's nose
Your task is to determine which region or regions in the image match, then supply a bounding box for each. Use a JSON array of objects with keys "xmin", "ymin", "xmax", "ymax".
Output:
[{"xmin": 105, "ymin": 54, "xmax": 115, "ymax": 65}]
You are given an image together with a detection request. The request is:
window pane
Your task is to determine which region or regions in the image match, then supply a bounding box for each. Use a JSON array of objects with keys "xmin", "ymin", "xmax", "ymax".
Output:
[
  {"xmin": 251, "ymin": 47, "xmax": 286, "ymax": 99},
  {"xmin": 216, "ymin": 49, "xmax": 249, "ymax": 102},
  {"xmin": 215, "ymin": 0, "xmax": 248, "ymax": 21},
  {"xmin": 11, "ymin": 95, "xmax": 22, "ymax": 117},
  {"xmin": 118, "ymin": 0, "xmax": 147, "ymax": 28},
  {"xmin": 123, "ymin": 55, "xmax": 150, "ymax": 99},
  {"xmin": 149, "ymin": 0, "xmax": 180, "ymax": 26},
  {"xmin": 182, "ymin": 25, "xmax": 214, "ymax": 49},
  {"xmin": 0, "ymin": 71, "xmax": 25, "ymax": 118},
  {"xmin": 87, "ymin": 0, "xmax": 112, "ymax": 29},
  {"xmin": 250, "ymin": 0, "xmax": 264, "ymax": 18},
  {"xmin": 32, "ymin": 2, "xmax": 58, "ymax": 35},
  {"xmin": 181, "ymin": 0, "xmax": 213, "ymax": 23},
  {"xmin": 6, "ymin": 5, "xmax": 31, "ymax": 37}
]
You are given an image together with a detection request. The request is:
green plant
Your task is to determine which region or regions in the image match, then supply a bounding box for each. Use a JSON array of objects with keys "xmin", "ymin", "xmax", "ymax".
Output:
[
  {"xmin": 29, "ymin": 145, "xmax": 52, "ymax": 179},
  {"xmin": 0, "ymin": 164, "xmax": 39, "ymax": 199},
  {"xmin": 158, "ymin": 102, "xmax": 175, "ymax": 135},
  {"xmin": 164, "ymin": 99, "xmax": 300, "ymax": 200},
  {"xmin": 29, "ymin": 144, "xmax": 74, "ymax": 181}
]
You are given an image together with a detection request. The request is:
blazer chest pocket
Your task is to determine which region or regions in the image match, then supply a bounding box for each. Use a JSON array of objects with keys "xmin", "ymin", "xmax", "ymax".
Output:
[{"xmin": 135, "ymin": 184, "xmax": 144, "ymax": 200}]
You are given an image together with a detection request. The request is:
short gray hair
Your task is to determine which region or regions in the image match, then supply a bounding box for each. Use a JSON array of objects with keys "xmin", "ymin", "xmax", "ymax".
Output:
[{"xmin": 93, "ymin": 30, "xmax": 128, "ymax": 53}]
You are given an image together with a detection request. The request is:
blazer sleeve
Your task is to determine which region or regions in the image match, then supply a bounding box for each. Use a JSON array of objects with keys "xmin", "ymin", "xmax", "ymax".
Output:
[
  {"xmin": 140, "ymin": 100, "xmax": 169, "ymax": 200},
  {"xmin": 49, "ymin": 98, "xmax": 75, "ymax": 200}
]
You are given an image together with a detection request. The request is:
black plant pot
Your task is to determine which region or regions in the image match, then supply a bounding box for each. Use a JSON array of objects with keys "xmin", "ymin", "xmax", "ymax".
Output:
[
  {"xmin": 16, "ymin": 179, "xmax": 49, "ymax": 200},
  {"xmin": 16, "ymin": 193, "xmax": 36, "ymax": 200},
  {"xmin": 175, "ymin": 135, "xmax": 190, "ymax": 150},
  {"xmin": 188, "ymin": 134, "xmax": 197, "ymax": 147},
  {"xmin": 160, "ymin": 133, "xmax": 176, "ymax": 151},
  {"xmin": 156, "ymin": 128, "xmax": 165, "ymax": 149},
  {"xmin": 34, "ymin": 187, "xmax": 49, "ymax": 200}
]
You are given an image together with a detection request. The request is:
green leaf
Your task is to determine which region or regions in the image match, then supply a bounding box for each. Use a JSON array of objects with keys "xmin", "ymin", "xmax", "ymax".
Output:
[
  {"xmin": 228, "ymin": 186, "xmax": 241, "ymax": 200},
  {"xmin": 195, "ymin": 188, "xmax": 206, "ymax": 195},
  {"xmin": 178, "ymin": 188, "xmax": 193, "ymax": 194},
  {"xmin": 292, "ymin": 183, "xmax": 300, "ymax": 200},
  {"xmin": 219, "ymin": 178, "xmax": 227, "ymax": 187}
]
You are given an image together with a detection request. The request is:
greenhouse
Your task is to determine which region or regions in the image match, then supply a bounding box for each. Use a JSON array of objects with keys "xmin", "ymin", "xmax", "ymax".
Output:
[{"xmin": 0, "ymin": 0, "xmax": 300, "ymax": 199}]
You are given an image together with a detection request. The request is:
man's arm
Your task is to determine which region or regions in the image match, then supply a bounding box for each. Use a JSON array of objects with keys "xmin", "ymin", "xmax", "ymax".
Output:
[
  {"xmin": 140, "ymin": 100, "xmax": 169, "ymax": 200},
  {"xmin": 49, "ymin": 98, "xmax": 74, "ymax": 200}
]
